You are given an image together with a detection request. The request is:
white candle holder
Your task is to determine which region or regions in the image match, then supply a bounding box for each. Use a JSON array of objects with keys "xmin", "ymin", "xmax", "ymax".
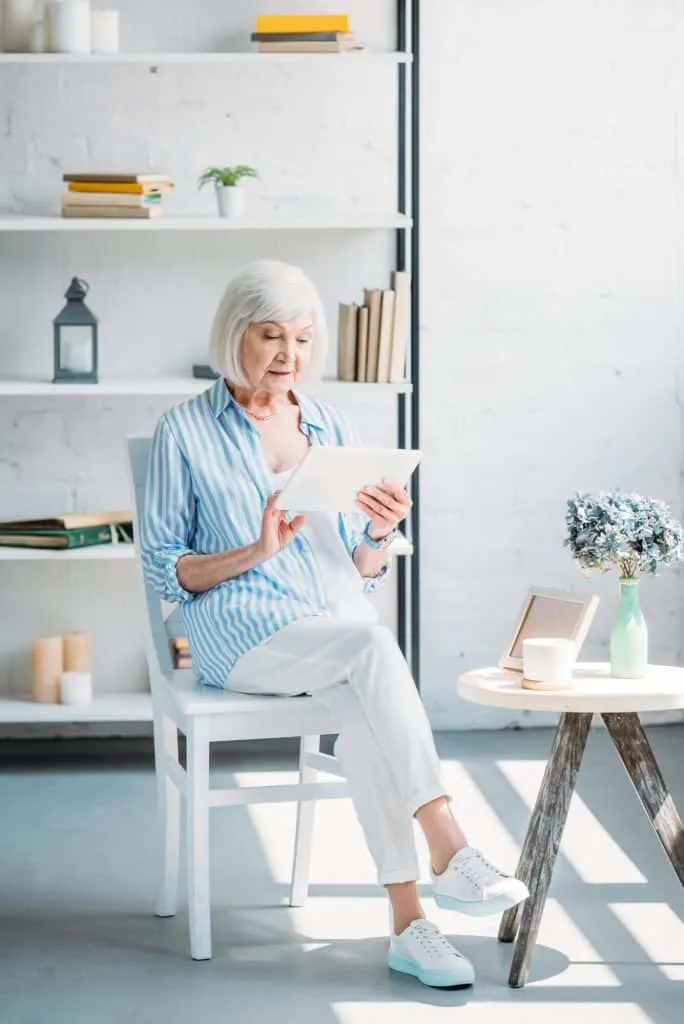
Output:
[
  {"xmin": 60, "ymin": 670, "xmax": 92, "ymax": 706},
  {"xmin": 522, "ymin": 638, "xmax": 576, "ymax": 691}
]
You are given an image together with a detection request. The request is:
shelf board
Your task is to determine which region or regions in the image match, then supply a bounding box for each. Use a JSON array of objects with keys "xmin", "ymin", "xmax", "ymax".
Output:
[
  {"xmin": 0, "ymin": 537, "xmax": 413, "ymax": 560},
  {"xmin": 0, "ymin": 213, "xmax": 411, "ymax": 231},
  {"xmin": 0, "ymin": 692, "xmax": 152, "ymax": 724},
  {"xmin": 0, "ymin": 376, "xmax": 411, "ymax": 397},
  {"xmin": 0, "ymin": 51, "xmax": 411, "ymax": 66},
  {"xmin": 0, "ymin": 544, "xmax": 135, "ymax": 561}
]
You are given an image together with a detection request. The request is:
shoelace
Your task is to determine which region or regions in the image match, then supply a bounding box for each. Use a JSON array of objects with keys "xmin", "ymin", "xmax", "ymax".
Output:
[
  {"xmin": 411, "ymin": 921, "xmax": 462, "ymax": 961},
  {"xmin": 455, "ymin": 848, "xmax": 507, "ymax": 888}
]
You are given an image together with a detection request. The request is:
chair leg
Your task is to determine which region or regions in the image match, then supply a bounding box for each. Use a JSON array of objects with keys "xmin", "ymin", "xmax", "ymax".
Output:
[
  {"xmin": 152, "ymin": 711, "xmax": 181, "ymax": 918},
  {"xmin": 186, "ymin": 717, "xmax": 211, "ymax": 960},
  {"xmin": 290, "ymin": 735, "xmax": 319, "ymax": 908}
]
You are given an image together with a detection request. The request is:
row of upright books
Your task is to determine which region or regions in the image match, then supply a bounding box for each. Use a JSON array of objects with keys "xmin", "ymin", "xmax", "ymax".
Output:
[
  {"xmin": 60, "ymin": 172, "xmax": 175, "ymax": 219},
  {"xmin": 250, "ymin": 12, "xmax": 363, "ymax": 53},
  {"xmin": 337, "ymin": 271, "xmax": 411, "ymax": 384},
  {"xmin": 0, "ymin": 511, "xmax": 133, "ymax": 549}
]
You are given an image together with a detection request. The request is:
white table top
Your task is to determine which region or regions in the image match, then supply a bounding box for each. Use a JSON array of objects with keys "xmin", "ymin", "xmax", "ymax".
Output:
[{"xmin": 458, "ymin": 663, "xmax": 684, "ymax": 713}]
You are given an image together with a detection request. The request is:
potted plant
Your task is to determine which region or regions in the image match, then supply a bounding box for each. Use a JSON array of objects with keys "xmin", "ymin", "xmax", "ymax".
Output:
[
  {"xmin": 197, "ymin": 165, "xmax": 258, "ymax": 219},
  {"xmin": 565, "ymin": 491, "xmax": 684, "ymax": 678}
]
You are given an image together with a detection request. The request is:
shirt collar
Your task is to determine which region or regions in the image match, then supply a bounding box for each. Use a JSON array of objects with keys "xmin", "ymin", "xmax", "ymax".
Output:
[{"xmin": 207, "ymin": 377, "xmax": 324, "ymax": 432}]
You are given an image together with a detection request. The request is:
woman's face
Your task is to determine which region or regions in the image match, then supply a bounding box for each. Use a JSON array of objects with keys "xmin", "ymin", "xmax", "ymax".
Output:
[{"xmin": 240, "ymin": 314, "xmax": 314, "ymax": 393}]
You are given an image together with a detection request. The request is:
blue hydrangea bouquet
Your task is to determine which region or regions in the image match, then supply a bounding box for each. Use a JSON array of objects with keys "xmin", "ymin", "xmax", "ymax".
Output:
[{"xmin": 565, "ymin": 492, "xmax": 684, "ymax": 678}]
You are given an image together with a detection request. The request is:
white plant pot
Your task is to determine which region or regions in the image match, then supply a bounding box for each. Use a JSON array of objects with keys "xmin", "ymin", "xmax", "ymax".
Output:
[{"xmin": 215, "ymin": 184, "xmax": 246, "ymax": 219}]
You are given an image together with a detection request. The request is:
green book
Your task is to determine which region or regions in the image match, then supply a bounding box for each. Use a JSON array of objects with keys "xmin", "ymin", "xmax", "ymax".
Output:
[{"xmin": 0, "ymin": 524, "xmax": 127, "ymax": 549}]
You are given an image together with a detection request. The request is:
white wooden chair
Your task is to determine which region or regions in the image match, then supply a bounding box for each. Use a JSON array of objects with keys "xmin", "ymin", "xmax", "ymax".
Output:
[{"xmin": 126, "ymin": 436, "xmax": 348, "ymax": 960}]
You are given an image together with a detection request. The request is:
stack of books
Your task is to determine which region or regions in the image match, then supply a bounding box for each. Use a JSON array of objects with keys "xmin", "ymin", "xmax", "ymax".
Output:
[
  {"xmin": 251, "ymin": 13, "xmax": 363, "ymax": 53},
  {"xmin": 61, "ymin": 173, "xmax": 174, "ymax": 219},
  {"xmin": 337, "ymin": 271, "xmax": 411, "ymax": 384},
  {"xmin": 0, "ymin": 511, "xmax": 134, "ymax": 550},
  {"xmin": 170, "ymin": 637, "xmax": 192, "ymax": 670}
]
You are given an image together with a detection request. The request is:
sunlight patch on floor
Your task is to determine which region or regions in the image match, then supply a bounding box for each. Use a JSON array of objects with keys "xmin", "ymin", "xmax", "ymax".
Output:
[
  {"xmin": 610, "ymin": 902, "xmax": 684, "ymax": 981},
  {"xmin": 498, "ymin": 760, "xmax": 647, "ymax": 884}
]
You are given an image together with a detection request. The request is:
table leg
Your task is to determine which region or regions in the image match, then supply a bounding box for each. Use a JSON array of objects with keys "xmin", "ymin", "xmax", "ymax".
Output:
[
  {"xmin": 506, "ymin": 712, "xmax": 592, "ymax": 988},
  {"xmin": 602, "ymin": 712, "xmax": 684, "ymax": 887},
  {"xmin": 498, "ymin": 725, "xmax": 567, "ymax": 943}
]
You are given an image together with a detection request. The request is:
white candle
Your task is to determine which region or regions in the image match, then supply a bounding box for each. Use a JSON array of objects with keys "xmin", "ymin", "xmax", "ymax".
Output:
[
  {"xmin": 51, "ymin": 0, "xmax": 90, "ymax": 53},
  {"xmin": 90, "ymin": 8, "xmax": 118, "ymax": 53},
  {"xmin": 522, "ymin": 637, "xmax": 576, "ymax": 691},
  {"xmin": 2, "ymin": 0, "xmax": 35, "ymax": 52},
  {"xmin": 60, "ymin": 670, "xmax": 92, "ymax": 706},
  {"xmin": 59, "ymin": 326, "xmax": 93, "ymax": 373}
]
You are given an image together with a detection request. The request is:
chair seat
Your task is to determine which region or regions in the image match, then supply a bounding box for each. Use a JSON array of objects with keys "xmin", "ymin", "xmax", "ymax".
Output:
[{"xmin": 166, "ymin": 669, "xmax": 323, "ymax": 715}]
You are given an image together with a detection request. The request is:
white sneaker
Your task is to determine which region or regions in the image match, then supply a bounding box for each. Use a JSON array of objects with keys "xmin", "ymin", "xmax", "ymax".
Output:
[
  {"xmin": 388, "ymin": 919, "xmax": 475, "ymax": 989},
  {"xmin": 432, "ymin": 846, "xmax": 529, "ymax": 917}
]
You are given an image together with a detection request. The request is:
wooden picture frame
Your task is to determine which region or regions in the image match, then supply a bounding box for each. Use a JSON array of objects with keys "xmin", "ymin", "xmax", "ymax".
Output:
[{"xmin": 499, "ymin": 587, "xmax": 599, "ymax": 672}]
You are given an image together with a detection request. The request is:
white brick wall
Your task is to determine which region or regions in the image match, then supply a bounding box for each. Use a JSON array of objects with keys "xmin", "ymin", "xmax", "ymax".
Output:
[
  {"xmin": 2, "ymin": 1, "xmax": 683, "ymax": 730},
  {"xmin": 420, "ymin": 0, "xmax": 684, "ymax": 728}
]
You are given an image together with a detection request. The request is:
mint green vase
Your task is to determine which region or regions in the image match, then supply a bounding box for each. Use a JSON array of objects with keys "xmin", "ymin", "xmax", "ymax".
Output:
[{"xmin": 610, "ymin": 577, "xmax": 648, "ymax": 678}]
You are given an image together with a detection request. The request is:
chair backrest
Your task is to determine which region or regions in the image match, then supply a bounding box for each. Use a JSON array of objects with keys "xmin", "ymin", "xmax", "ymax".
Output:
[{"xmin": 126, "ymin": 436, "xmax": 175, "ymax": 686}]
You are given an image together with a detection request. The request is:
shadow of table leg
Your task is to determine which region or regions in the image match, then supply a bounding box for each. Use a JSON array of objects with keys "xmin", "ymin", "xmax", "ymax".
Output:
[
  {"xmin": 602, "ymin": 712, "xmax": 684, "ymax": 887},
  {"xmin": 506, "ymin": 712, "xmax": 592, "ymax": 988}
]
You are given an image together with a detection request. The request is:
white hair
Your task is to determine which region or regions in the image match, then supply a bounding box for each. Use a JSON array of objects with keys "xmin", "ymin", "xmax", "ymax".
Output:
[{"xmin": 209, "ymin": 260, "xmax": 328, "ymax": 387}]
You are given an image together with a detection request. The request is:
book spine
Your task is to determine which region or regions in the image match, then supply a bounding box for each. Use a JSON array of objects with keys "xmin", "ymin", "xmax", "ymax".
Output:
[
  {"xmin": 256, "ymin": 14, "xmax": 350, "ymax": 34},
  {"xmin": 257, "ymin": 41, "xmax": 349, "ymax": 53},
  {"xmin": 376, "ymin": 290, "xmax": 396, "ymax": 384},
  {"xmin": 63, "ymin": 191, "xmax": 161, "ymax": 207},
  {"xmin": 61, "ymin": 205, "xmax": 162, "ymax": 219},
  {"xmin": 363, "ymin": 289, "xmax": 383, "ymax": 382},
  {"xmin": 251, "ymin": 32, "xmax": 343, "ymax": 42},
  {"xmin": 356, "ymin": 306, "xmax": 369, "ymax": 383},
  {"xmin": 65, "ymin": 526, "xmax": 114, "ymax": 548},
  {"xmin": 67, "ymin": 182, "xmax": 173, "ymax": 194},
  {"xmin": 389, "ymin": 271, "xmax": 411, "ymax": 383}
]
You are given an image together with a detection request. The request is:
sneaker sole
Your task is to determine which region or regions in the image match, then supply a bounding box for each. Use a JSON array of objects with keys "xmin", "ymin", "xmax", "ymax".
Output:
[
  {"xmin": 434, "ymin": 891, "xmax": 528, "ymax": 917},
  {"xmin": 388, "ymin": 951, "xmax": 475, "ymax": 989}
]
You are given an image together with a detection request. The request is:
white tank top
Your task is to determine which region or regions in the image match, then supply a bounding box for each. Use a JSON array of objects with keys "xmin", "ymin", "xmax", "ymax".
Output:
[{"xmin": 272, "ymin": 468, "xmax": 378, "ymax": 625}]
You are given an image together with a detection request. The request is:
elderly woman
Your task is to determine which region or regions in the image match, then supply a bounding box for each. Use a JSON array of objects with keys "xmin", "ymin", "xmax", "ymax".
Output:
[{"xmin": 141, "ymin": 260, "xmax": 527, "ymax": 990}]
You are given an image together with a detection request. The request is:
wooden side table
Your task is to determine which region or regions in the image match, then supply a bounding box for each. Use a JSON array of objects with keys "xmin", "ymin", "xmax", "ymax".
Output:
[{"xmin": 458, "ymin": 663, "xmax": 684, "ymax": 988}]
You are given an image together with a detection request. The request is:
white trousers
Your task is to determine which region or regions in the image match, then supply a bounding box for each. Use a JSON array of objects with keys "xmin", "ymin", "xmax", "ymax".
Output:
[{"xmin": 225, "ymin": 617, "xmax": 448, "ymax": 885}]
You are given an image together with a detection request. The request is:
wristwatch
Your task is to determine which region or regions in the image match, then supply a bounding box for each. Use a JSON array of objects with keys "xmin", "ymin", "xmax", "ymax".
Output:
[{"xmin": 362, "ymin": 522, "xmax": 398, "ymax": 550}]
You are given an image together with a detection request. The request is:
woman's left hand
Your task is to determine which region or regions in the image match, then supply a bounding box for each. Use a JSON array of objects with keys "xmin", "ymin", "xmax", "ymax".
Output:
[{"xmin": 355, "ymin": 479, "xmax": 412, "ymax": 539}]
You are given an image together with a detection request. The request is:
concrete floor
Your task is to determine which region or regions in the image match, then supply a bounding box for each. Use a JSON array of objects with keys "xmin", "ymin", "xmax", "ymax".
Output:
[{"xmin": 1, "ymin": 725, "xmax": 682, "ymax": 1024}]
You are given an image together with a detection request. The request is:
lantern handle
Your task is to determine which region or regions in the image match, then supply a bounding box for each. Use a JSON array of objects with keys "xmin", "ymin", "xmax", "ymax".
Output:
[{"xmin": 65, "ymin": 277, "xmax": 90, "ymax": 301}]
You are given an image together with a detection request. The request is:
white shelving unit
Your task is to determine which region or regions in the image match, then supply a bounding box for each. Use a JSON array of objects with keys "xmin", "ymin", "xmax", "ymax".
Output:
[
  {"xmin": 0, "ymin": 213, "xmax": 411, "ymax": 232},
  {"xmin": 0, "ymin": 33, "xmax": 417, "ymax": 727}
]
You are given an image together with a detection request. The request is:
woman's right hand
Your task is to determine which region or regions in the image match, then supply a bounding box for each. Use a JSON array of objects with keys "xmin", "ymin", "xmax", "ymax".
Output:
[{"xmin": 255, "ymin": 492, "xmax": 306, "ymax": 561}]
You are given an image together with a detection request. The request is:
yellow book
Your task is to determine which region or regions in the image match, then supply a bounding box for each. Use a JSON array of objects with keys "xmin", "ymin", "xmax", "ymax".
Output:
[
  {"xmin": 256, "ymin": 14, "xmax": 350, "ymax": 34},
  {"xmin": 67, "ymin": 182, "xmax": 174, "ymax": 195}
]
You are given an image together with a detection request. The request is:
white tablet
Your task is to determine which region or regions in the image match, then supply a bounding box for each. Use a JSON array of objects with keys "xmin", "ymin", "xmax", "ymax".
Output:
[{"xmin": 274, "ymin": 446, "xmax": 422, "ymax": 513}]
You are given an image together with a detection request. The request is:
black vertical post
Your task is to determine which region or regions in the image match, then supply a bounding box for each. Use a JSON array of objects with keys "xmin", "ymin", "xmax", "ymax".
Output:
[{"xmin": 395, "ymin": 0, "xmax": 420, "ymax": 688}]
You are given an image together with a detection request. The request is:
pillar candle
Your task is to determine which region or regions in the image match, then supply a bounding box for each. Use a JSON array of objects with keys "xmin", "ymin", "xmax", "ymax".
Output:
[
  {"xmin": 31, "ymin": 636, "xmax": 64, "ymax": 703},
  {"xmin": 2, "ymin": 0, "xmax": 35, "ymax": 52},
  {"xmin": 522, "ymin": 637, "xmax": 575, "ymax": 691},
  {"xmin": 90, "ymin": 8, "xmax": 118, "ymax": 53},
  {"xmin": 63, "ymin": 630, "xmax": 92, "ymax": 672},
  {"xmin": 60, "ymin": 670, "xmax": 92, "ymax": 706},
  {"xmin": 50, "ymin": 0, "xmax": 90, "ymax": 54}
]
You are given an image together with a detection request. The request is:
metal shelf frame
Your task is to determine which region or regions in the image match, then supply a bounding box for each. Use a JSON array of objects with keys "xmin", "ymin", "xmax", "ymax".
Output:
[{"xmin": 396, "ymin": 0, "xmax": 421, "ymax": 685}]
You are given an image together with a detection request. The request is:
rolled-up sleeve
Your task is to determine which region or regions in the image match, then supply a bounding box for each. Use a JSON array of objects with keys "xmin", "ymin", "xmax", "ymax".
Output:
[{"xmin": 140, "ymin": 416, "xmax": 197, "ymax": 604}]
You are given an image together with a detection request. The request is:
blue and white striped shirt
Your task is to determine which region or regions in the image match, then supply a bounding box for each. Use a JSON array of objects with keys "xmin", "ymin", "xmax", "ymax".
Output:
[{"xmin": 140, "ymin": 377, "xmax": 387, "ymax": 689}]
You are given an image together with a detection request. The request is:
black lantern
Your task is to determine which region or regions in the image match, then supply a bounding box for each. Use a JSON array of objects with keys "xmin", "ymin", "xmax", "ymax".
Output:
[{"xmin": 53, "ymin": 277, "xmax": 99, "ymax": 383}]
